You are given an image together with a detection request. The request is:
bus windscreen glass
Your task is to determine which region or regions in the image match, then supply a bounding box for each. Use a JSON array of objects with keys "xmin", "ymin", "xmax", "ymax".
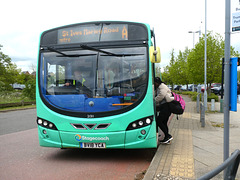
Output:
[{"xmin": 40, "ymin": 47, "xmax": 147, "ymax": 113}]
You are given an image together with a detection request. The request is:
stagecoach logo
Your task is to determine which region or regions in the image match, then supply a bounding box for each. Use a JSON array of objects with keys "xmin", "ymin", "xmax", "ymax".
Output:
[
  {"xmin": 75, "ymin": 134, "xmax": 82, "ymax": 141},
  {"xmin": 75, "ymin": 134, "xmax": 109, "ymax": 142}
]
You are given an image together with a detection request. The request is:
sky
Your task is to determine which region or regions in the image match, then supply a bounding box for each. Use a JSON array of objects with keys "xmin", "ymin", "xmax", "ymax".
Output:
[{"xmin": 1, "ymin": 0, "xmax": 240, "ymax": 72}]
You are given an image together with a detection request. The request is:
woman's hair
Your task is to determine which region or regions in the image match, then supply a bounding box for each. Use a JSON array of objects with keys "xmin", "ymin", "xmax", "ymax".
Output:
[{"xmin": 154, "ymin": 77, "xmax": 163, "ymax": 84}]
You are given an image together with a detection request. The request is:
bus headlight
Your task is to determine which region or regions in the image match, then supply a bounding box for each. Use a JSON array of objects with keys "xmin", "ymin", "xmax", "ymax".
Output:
[
  {"xmin": 36, "ymin": 117, "xmax": 58, "ymax": 130},
  {"xmin": 132, "ymin": 123, "xmax": 137, "ymax": 128},
  {"xmin": 126, "ymin": 116, "xmax": 153, "ymax": 130},
  {"xmin": 49, "ymin": 123, "xmax": 54, "ymax": 128},
  {"xmin": 43, "ymin": 121, "xmax": 48, "ymax": 126},
  {"xmin": 146, "ymin": 118, "xmax": 151, "ymax": 124},
  {"xmin": 138, "ymin": 121, "xmax": 144, "ymax": 126},
  {"xmin": 37, "ymin": 119, "xmax": 43, "ymax": 125}
]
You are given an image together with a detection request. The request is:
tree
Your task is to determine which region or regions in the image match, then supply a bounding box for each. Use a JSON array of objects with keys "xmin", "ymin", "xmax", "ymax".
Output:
[
  {"xmin": 6, "ymin": 63, "xmax": 21, "ymax": 86},
  {"xmin": 161, "ymin": 66, "xmax": 171, "ymax": 84},
  {"xmin": 0, "ymin": 45, "xmax": 16, "ymax": 90},
  {"xmin": 169, "ymin": 49, "xmax": 175, "ymax": 66},
  {"xmin": 29, "ymin": 63, "xmax": 36, "ymax": 72},
  {"xmin": 187, "ymin": 31, "xmax": 239, "ymax": 88},
  {"xmin": 155, "ymin": 66, "xmax": 161, "ymax": 79},
  {"xmin": 0, "ymin": 45, "xmax": 29, "ymax": 91},
  {"xmin": 162, "ymin": 48, "xmax": 190, "ymax": 87},
  {"xmin": 161, "ymin": 49, "xmax": 175, "ymax": 86},
  {"xmin": 167, "ymin": 49, "xmax": 176, "ymax": 84},
  {"xmin": 160, "ymin": 31, "xmax": 239, "ymax": 92},
  {"xmin": 23, "ymin": 75, "xmax": 36, "ymax": 100},
  {"xmin": 172, "ymin": 47, "xmax": 190, "ymax": 85}
]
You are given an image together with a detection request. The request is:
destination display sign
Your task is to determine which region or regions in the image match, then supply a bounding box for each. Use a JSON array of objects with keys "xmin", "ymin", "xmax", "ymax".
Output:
[
  {"xmin": 58, "ymin": 24, "xmax": 128, "ymax": 44},
  {"xmin": 40, "ymin": 22, "xmax": 148, "ymax": 46}
]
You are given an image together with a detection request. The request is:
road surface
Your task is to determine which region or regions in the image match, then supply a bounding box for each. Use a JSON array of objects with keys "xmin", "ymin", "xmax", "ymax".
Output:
[{"xmin": 0, "ymin": 109, "xmax": 155, "ymax": 180}]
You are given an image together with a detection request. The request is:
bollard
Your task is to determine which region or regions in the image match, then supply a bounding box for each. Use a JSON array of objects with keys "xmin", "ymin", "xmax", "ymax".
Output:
[
  {"xmin": 197, "ymin": 85, "xmax": 201, "ymax": 93},
  {"xmin": 200, "ymin": 103, "xmax": 202, "ymax": 123},
  {"xmin": 197, "ymin": 94, "xmax": 200, "ymax": 113},
  {"xmin": 211, "ymin": 99, "xmax": 215, "ymax": 111},
  {"xmin": 220, "ymin": 99, "xmax": 224, "ymax": 113},
  {"xmin": 200, "ymin": 102, "xmax": 205, "ymax": 127}
]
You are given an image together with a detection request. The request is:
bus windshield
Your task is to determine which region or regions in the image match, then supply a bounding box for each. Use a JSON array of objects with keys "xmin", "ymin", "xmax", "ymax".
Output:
[{"xmin": 40, "ymin": 46, "xmax": 148, "ymax": 113}]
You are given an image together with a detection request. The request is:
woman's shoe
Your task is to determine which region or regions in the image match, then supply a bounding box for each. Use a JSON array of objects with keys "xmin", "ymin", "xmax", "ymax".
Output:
[{"xmin": 159, "ymin": 135, "xmax": 173, "ymax": 144}]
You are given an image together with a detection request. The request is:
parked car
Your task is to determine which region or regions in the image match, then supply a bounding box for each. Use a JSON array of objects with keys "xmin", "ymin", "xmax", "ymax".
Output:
[
  {"xmin": 201, "ymin": 83, "xmax": 221, "ymax": 93},
  {"xmin": 210, "ymin": 83, "xmax": 221, "ymax": 92},
  {"xmin": 212, "ymin": 85, "xmax": 224, "ymax": 95},
  {"xmin": 188, "ymin": 84, "xmax": 197, "ymax": 92},
  {"xmin": 174, "ymin": 85, "xmax": 182, "ymax": 91},
  {"xmin": 181, "ymin": 85, "xmax": 187, "ymax": 91},
  {"xmin": 11, "ymin": 83, "xmax": 26, "ymax": 90},
  {"xmin": 167, "ymin": 85, "xmax": 172, "ymax": 90}
]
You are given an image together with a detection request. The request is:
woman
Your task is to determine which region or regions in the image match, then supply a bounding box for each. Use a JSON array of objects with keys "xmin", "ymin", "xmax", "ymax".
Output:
[{"xmin": 154, "ymin": 77, "xmax": 174, "ymax": 144}]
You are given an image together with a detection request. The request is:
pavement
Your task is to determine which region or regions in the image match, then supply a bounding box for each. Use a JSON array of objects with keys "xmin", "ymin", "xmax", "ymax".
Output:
[{"xmin": 143, "ymin": 95, "xmax": 240, "ymax": 180}]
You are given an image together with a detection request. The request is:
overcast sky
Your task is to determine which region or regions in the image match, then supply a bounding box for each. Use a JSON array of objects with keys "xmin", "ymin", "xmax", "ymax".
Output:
[{"xmin": 1, "ymin": 0, "xmax": 240, "ymax": 72}]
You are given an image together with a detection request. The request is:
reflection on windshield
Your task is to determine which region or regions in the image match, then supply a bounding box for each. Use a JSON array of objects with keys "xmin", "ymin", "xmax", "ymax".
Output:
[{"xmin": 40, "ymin": 47, "xmax": 147, "ymax": 113}]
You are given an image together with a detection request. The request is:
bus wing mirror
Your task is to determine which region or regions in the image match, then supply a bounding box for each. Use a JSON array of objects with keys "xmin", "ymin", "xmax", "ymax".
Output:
[{"xmin": 150, "ymin": 46, "xmax": 161, "ymax": 63}]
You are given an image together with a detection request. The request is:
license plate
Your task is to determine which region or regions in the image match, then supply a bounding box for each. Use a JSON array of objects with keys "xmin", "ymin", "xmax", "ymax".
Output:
[{"xmin": 80, "ymin": 142, "xmax": 106, "ymax": 148}]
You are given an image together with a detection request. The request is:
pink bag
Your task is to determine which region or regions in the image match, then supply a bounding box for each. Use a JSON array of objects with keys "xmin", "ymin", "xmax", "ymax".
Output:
[{"xmin": 169, "ymin": 92, "xmax": 185, "ymax": 114}]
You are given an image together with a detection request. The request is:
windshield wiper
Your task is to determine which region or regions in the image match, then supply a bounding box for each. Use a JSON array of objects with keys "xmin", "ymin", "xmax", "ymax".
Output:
[
  {"xmin": 100, "ymin": 54, "xmax": 144, "ymax": 57},
  {"xmin": 80, "ymin": 45, "xmax": 143, "ymax": 57},
  {"xmin": 46, "ymin": 46, "xmax": 143, "ymax": 57},
  {"xmin": 46, "ymin": 47, "xmax": 97, "ymax": 57},
  {"xmin": 80, "ymin": 45, "xmax": 119, "ymax": 56}
]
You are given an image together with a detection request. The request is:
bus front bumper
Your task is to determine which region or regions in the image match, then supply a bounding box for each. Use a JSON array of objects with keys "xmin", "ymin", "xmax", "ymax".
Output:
[{"xmin": 37, "ymin": 125, "xmax": 157, "ymax": 149}]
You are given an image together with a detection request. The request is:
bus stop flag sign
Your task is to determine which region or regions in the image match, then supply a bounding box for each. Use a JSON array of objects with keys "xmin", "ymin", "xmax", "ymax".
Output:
[
  {"xmin": 230, "ymin": 57, "xmax": 238, "ymax": 112},
  {"xmin": 232, "ymin": 12, "xmax": 240, "ymax": 32}
]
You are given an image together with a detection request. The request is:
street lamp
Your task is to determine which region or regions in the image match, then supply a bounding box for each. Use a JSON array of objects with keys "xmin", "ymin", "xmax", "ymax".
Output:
[{"xmin": 188, "ymin": 30, "xmax": 201, "ymax": 48}]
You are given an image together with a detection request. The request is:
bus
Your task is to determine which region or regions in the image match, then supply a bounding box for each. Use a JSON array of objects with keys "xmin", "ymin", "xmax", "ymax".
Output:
[{"xmin": 36, "ymin": 21, "xmax": 161, "ymax": 149}]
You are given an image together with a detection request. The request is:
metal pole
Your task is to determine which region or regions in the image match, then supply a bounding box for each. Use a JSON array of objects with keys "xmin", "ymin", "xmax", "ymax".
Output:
[
  {"xmin": 204, "ymin": 0, "xmax": 208, "ymax": 109},
  {"xmin": 193, "ymin": 32, "xmax": 195, "ymax": 49},
  {"xmin": 224, "ymin": 0, "xmax": 231, "ymax": 176}
]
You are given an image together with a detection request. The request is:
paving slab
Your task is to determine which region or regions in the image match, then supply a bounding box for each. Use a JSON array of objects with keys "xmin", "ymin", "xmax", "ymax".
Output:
[{"xmin": 144, "ymin": 96, "xmax": 240, "ymax": 180}]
